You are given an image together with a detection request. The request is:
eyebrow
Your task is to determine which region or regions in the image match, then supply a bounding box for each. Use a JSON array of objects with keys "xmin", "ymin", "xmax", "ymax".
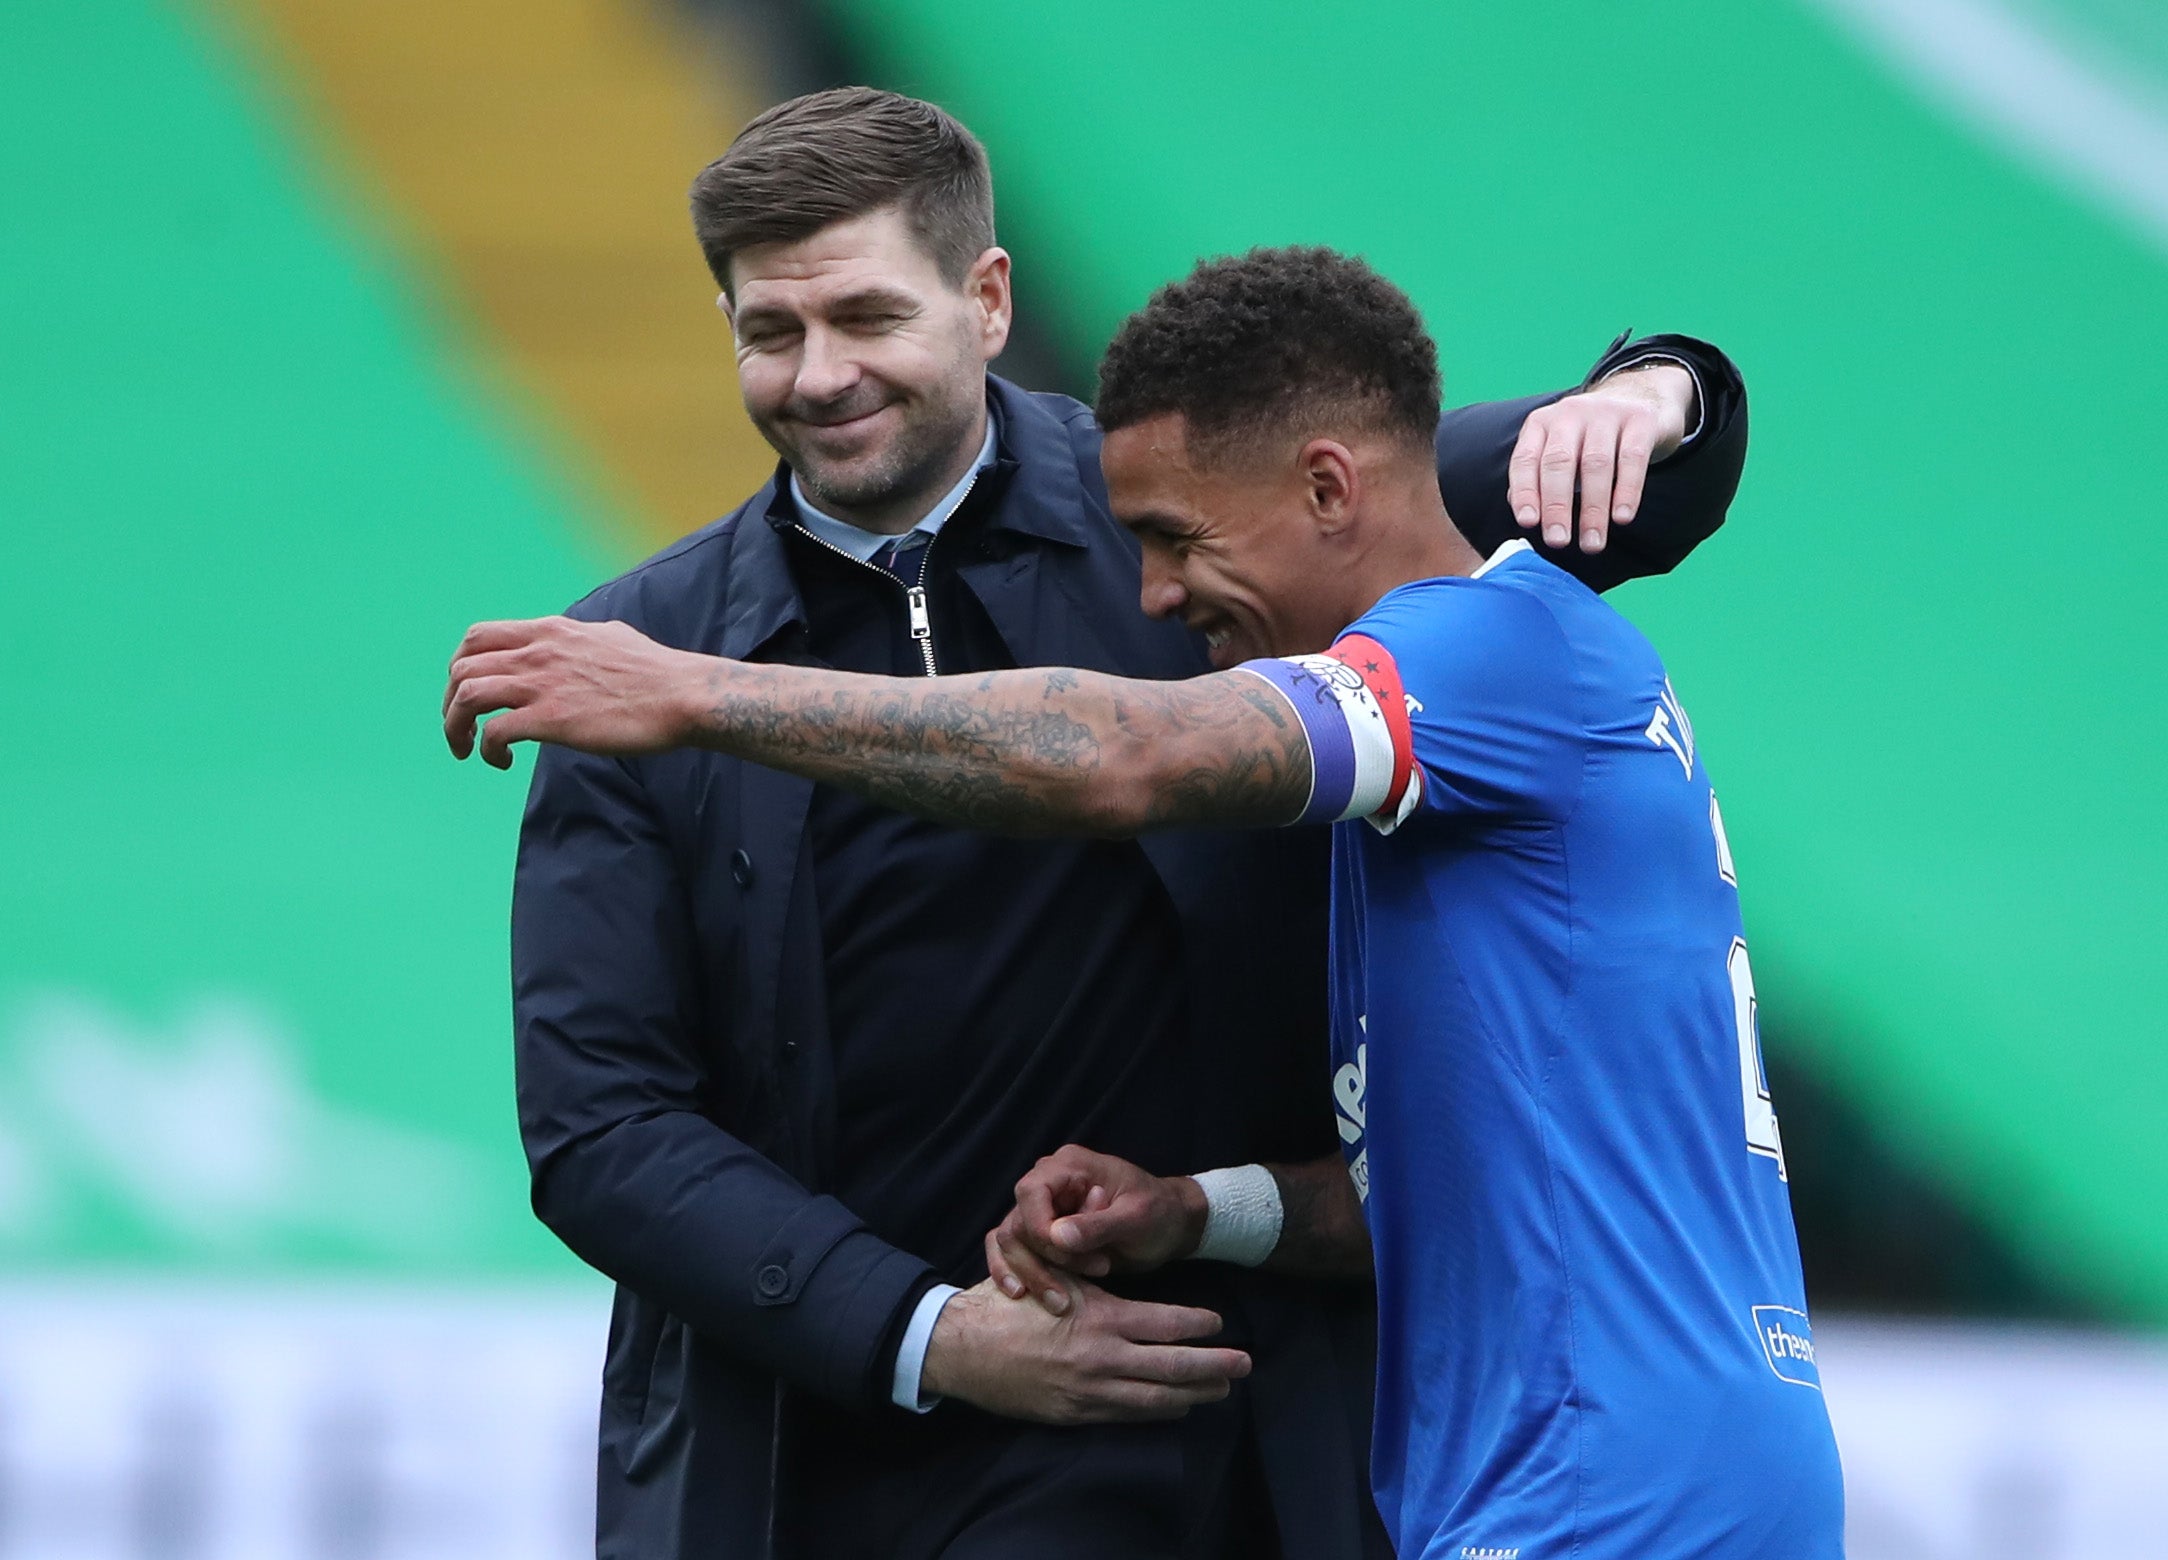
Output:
[
  {"xmin": 735, "ymin": 285, "xmax": 921, "ymax": 331},
  {"xmin": 825, "ymin": 286, "xmax": 920, "ymax": 314},
  {"xmin": 1121, "ymin": 510, "xmax": 1197, "ymax": 540}
]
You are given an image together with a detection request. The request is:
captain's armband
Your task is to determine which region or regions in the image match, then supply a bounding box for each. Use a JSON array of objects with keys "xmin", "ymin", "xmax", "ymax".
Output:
[{"xmin": 1237, "ymin": 635, "xmax": 1423, "ymax": 834}]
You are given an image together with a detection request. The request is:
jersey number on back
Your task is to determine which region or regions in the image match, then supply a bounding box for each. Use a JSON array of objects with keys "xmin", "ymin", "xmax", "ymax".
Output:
[{"xmin": 1714, "ymin": 795, "xmax": 1786, "ymax": 1180}]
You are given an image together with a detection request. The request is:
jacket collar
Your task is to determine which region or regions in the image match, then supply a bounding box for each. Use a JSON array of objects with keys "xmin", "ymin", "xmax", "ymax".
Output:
[
  {"xmin": 717, "ymin": 475, "xmax": 805, "ymax": 663},
  {"xmin": 718, "ymin": 375, "xmax": 1095, "ymax": 662},
  {"xmin": 980, "ymin": 375, "xmax": 1097, "ymax": 551}
]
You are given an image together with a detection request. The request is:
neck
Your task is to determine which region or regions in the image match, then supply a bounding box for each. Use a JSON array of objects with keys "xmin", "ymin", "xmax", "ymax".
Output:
[{"xmin": 1335, "ymin": 468, "xmax": 1484, "ymax": 624}]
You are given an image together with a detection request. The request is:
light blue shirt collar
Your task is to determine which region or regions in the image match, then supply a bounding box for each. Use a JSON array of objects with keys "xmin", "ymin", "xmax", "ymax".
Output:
[{"xmin": 790, "ymin": 419, "xmax": 998, "ymax": 563}]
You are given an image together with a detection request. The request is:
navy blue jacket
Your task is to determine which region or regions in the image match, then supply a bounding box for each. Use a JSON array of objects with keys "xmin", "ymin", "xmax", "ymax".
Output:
[{"xmin": 513, "ymin": 337, "xmax": 1747, "ymax": 1560}]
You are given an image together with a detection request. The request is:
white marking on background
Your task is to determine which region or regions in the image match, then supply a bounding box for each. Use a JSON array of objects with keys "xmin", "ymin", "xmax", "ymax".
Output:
[
  {"xmin": 1808, "ymin": 0, "xmax": 2168, "ymax": 255},
  {"xmin": 2, "ymin": 991, "xmax": 488, "ymax": 1258}
]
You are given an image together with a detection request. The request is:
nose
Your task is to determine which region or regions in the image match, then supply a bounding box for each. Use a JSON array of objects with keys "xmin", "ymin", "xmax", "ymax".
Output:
[
  {"xmin": 793, "ymin": 325, "xmax": 860, "ymax": 406},
  {"xmin": 1139, "ymin": 552, "xmax": 1187, "ymax": 621}
]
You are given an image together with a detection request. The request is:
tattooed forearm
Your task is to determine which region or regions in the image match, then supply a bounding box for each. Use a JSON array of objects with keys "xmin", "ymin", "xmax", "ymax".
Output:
[
  {"xmin": 1263, "ymin": 1156, "xmax": 1373, "ymax": 1279},
  {"xmin": 691, "ymin": 661, "xmax": 1313, "ymax": 836}
]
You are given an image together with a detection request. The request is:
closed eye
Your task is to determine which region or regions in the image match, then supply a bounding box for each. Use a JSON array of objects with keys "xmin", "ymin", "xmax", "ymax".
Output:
[
  {"xmin": 733, "ymin": 313, "xmax": 802, "ymax": 349},
  {"xmin": 1123, "ymin": 511, "xmax": 1201, "ymax": 552}
]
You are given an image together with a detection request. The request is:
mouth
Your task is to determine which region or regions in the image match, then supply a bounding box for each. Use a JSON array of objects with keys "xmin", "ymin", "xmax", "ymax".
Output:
[
  {"xmin": 795, "ymin": 403, "xmax": 893, "ymax": 438},
  {"xmin": 1192, "ymin": 617, "xmax": 1241, "ymax": 668}
]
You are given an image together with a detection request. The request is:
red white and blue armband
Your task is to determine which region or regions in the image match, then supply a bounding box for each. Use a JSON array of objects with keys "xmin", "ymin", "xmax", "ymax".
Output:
[{"xmin": 1238, "ymin": 634, "xmax": 1424, "ymax": 833}]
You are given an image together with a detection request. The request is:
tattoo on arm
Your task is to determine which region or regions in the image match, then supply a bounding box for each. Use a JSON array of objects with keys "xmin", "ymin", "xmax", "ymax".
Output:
[
  {"xmin": 692, "ymin": 661, "xmax": 1313, "ymax": 835},
  {"xmin": 1263, "ymin": 1155, "xmax": 1373, "ymax": 1279}
]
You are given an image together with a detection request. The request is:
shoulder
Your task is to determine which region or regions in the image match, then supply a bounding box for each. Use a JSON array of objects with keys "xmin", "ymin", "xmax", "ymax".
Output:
[
  {"xmin": 563, "ymin": 500, "xmax": 758, "ymax": 633},
  {"xmin": 1027, "ymin": 385, "xmax": 1101, "ymax": 444},
  {"xmin": 992, "ymin": 377, "xmax": 1106, "ymax": 479},
  {"xmin": 1347, "ymin": 554, "xmax": 1660, "ymax": 735},
  {"xmin": 1356, "ymin": 558, "xmax": 1574, "ymax": 664}
]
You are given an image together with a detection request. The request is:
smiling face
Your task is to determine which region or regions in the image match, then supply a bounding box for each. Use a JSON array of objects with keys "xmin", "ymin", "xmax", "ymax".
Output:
[
  {"xmin": 727, "ymin": 206, "xmax": 1010, "ymax": 529},
  {"xmin": 1102, "ymin": 414, "xmax": 1370, "ymax": 670}
]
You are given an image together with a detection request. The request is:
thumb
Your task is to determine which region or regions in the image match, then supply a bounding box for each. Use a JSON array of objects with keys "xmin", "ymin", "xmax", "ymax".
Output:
[{"xmin": 1052, "ymin": 1202, "xmax": 1147, "ymax": 1253}]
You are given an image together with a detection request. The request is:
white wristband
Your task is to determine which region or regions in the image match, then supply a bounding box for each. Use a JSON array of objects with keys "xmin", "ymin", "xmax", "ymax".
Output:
[{"xmin": 1190, "ymin": 1164, "xmax": 1284, "ymax": 1267}]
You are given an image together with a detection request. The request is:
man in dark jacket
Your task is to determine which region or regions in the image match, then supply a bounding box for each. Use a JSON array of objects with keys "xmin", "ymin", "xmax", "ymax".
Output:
[{"xmin": 495, "ymin": 87, "xmax": 1747, "ymax": 1560}]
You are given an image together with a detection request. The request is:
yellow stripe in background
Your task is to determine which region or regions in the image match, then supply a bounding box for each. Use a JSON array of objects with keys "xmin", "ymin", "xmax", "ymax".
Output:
[{"xmin": 208, "ymin": 0, "xmax": 781, "ymax": 552}]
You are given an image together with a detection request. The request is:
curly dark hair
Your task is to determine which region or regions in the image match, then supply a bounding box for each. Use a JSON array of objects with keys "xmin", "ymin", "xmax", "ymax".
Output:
[{"xmin": 1095, "ymin": 247, "xmax": 1442, "ymax": 461}]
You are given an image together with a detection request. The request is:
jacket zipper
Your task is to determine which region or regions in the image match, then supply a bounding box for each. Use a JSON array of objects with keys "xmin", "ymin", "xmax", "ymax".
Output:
[{"xmin": 791, "ymin": 466, "xmax": 982, "ymax": 678}]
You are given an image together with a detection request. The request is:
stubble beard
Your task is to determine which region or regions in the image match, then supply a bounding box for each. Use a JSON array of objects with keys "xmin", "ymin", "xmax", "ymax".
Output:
[{"xmin": 782, "ymin": 376, "xmax": 985, "ymax": 521}]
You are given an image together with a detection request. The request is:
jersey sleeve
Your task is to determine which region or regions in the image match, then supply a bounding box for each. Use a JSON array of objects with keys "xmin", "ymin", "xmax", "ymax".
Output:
[{"xmin": 1238, "ymin": 578, "xmax": 1584, "ymax": 833}]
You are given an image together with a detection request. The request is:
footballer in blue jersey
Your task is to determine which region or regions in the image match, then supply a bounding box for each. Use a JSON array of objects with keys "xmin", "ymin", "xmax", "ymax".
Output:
[
  {"xmin": 1238, "ymin": 540, "xmax": 1843, "ymax": 1558},
  {"xmin": 449, "ymin": 246, "xmax": 1845, "ymax": 1558}
]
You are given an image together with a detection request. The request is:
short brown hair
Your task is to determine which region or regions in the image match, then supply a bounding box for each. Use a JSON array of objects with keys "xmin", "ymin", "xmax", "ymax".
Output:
[
  {"xmin": 1096, "ymin": 247, "xmax": 1443, "ymax": 463},
  {"xmin": 689, "ymin": 87, "xmax": 995, "ymax": 294}
]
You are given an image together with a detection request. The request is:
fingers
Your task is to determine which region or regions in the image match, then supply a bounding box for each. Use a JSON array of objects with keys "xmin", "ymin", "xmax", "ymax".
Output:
[
  {"xmin": 1046, "ymin": 1184, "xmax": 1115, "ymax": 1277},
  {"xmin": 443, "ymin": 626, "xmax": 552, "ymax": 758},
  {"xmin": 1512, "ymin": 388, "xmax": 1672, "ymax": 553},
  {"xmin": 442, "ymin": 618, "xmax": 587, "ymax": 753},
  {"xmin": 449, "ymin": 617, "xmax": 561, "ymax": 663},
  {"xmin": 986, "ymin": 1217, "xmax": 1068, "ymax": 1313},
  {"xmin": 1012, "ymin": 1169, "xmax": 1066, "ymax": 1248},
  {"xmin": 1100, "ymin": 1294, "xmax": 1226, "ymax": 1345},
  {"xmin": 1046, "ymin": 1204, "xmax": 1144, "ymax": 1269},
  {"xmin": 1507, "ymin": 416, "xmax": 1546, "ymax": 531},
  {"xmin": 1063, "ymin": 1318, "xmax": 1251, "ymax": 1424},
  {"xmin": 985, "ymin": 1223, "xmax": 1021, "ymax": 1296},
  {"xmin": 976, "ymin": 1280, "xmax": 1250, "ymax": 1426},
  {"xmin": 1066, "ymin": 1373, "xmax": 1240, "ymax": 1423},
  {"xmin": 1575, "ymin": 413, "xmax": 1618, "ymax": 553},
  {"xmin": 1609, "ymin": 410, "xmax": 1655, "ymax": 527},
  {"xmin": 1118, "ymin": 1343, "xmax": 1253, "ymax": 1389},
  {"xmin": 443, "ymin": 674, "xmax": 527, "ymax": 761},
  {"xmin": 1535, "ymin": 417, "xmax": 1582, "ymax": 550},
  {"xmin": 1014, "ymin": 1157, "xmax": 1109, "ymax": 1247},
  {"xmin": 478, "ymin": 707, "xmax": 538, "ymax": 770},
  {"xmin": 1075, "ymin": 1339, "xmax": 1251, "ymax": 1423},
  {"xmin": 1010, "ymin": 1176, "xmax": 1083, "ymax": 1311}
]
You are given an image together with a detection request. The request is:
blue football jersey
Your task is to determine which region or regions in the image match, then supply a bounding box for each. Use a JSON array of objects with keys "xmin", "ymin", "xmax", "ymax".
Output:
[{"xmin": 1240, "ymin": 541, "xmax": 1844, "ymax": 1560}]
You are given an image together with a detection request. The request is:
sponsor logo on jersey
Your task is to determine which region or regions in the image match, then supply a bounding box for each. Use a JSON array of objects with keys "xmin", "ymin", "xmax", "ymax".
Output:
[
  {"xmin": 1751, "ymin": 1304, "xmax": 1822, "ymax": 1389},
  {"xmin": 1334, "ymin": 1031, "xmax": 1370, "ymax": 1201}
]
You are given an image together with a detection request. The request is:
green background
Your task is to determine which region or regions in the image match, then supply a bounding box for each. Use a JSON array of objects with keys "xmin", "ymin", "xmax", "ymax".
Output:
[
  {"xmin": 0, "ymin": 0, "xmax": 602, "ymax": 1272},
  {"xmin": 4, "ymin": 0, "xmax": 2162, "ymax": 1315}
]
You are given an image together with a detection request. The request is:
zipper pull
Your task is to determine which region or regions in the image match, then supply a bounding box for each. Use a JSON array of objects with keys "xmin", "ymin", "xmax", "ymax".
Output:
[{"xmin": 906, "ymin": 587, "xmax": 932, "ymax": 641}]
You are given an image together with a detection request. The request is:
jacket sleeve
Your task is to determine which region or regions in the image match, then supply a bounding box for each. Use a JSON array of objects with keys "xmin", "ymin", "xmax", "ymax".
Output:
[
  {"xmin": 1434, "ymin": 332, "xmax": 1748, "ymax": 594},
  {"xmin": 512, "ymin": 735, "xmax": 936, "ymax": 1412}
]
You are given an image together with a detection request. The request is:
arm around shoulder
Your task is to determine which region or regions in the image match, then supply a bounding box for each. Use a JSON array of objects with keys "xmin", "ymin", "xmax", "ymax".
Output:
[
  {"xmin": 1565, "ymin": 331, "xmax": 1748, "ymax": 587},
  {"xmin": 1433, "ymin": 331, "xmax": 1748, "ymax": 593}
]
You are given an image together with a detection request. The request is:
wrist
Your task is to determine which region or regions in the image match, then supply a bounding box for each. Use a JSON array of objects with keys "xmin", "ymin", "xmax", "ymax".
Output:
[
  {"xmin": 1188, "ymin": 1164, "xmax": 1285, "ymax": 1267},
  {"xmin": 668, "ymin": 652, "xmax": 721, "ymax": 747},
  {"xmin": 1171, "ymin": 1175, "xmax": 1211, "ymax": 1260},
  {"xmin": 1597, "ymin": 360, "xmax": 1696, "ymax": 455},
  {"xmin": 918, "ymin": 1286, "xmax": 976, "ymax": 1401}
]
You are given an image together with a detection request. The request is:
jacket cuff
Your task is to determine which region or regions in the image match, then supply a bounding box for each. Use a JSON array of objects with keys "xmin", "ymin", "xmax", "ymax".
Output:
[
  {"xmin": 801, "ymin": 1225, "xmax": 942, "ymax": 1409},
  {"xmin": 890, "ymin": 1282, "xmax": 963, "ymax": 1412}
]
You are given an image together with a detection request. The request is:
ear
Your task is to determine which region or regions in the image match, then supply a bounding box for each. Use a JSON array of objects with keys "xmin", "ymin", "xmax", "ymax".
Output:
[
  {"xmin": 966, "ymin": 247, "xmax": 1014, "ymax": 362},
  {"xmin": 714, "ymin": 290, "xmax": 734, "ymax": 326},
  {"xmin": 1298, "ymin": 438, "xmax": 1361, "ymax": 536}
]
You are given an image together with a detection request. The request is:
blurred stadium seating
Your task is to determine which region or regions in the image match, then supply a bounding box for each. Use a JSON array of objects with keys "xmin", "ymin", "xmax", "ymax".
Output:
[{"xmin": 2, "ymin": 0, "xmax": 2162, "ymax": 1553}]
